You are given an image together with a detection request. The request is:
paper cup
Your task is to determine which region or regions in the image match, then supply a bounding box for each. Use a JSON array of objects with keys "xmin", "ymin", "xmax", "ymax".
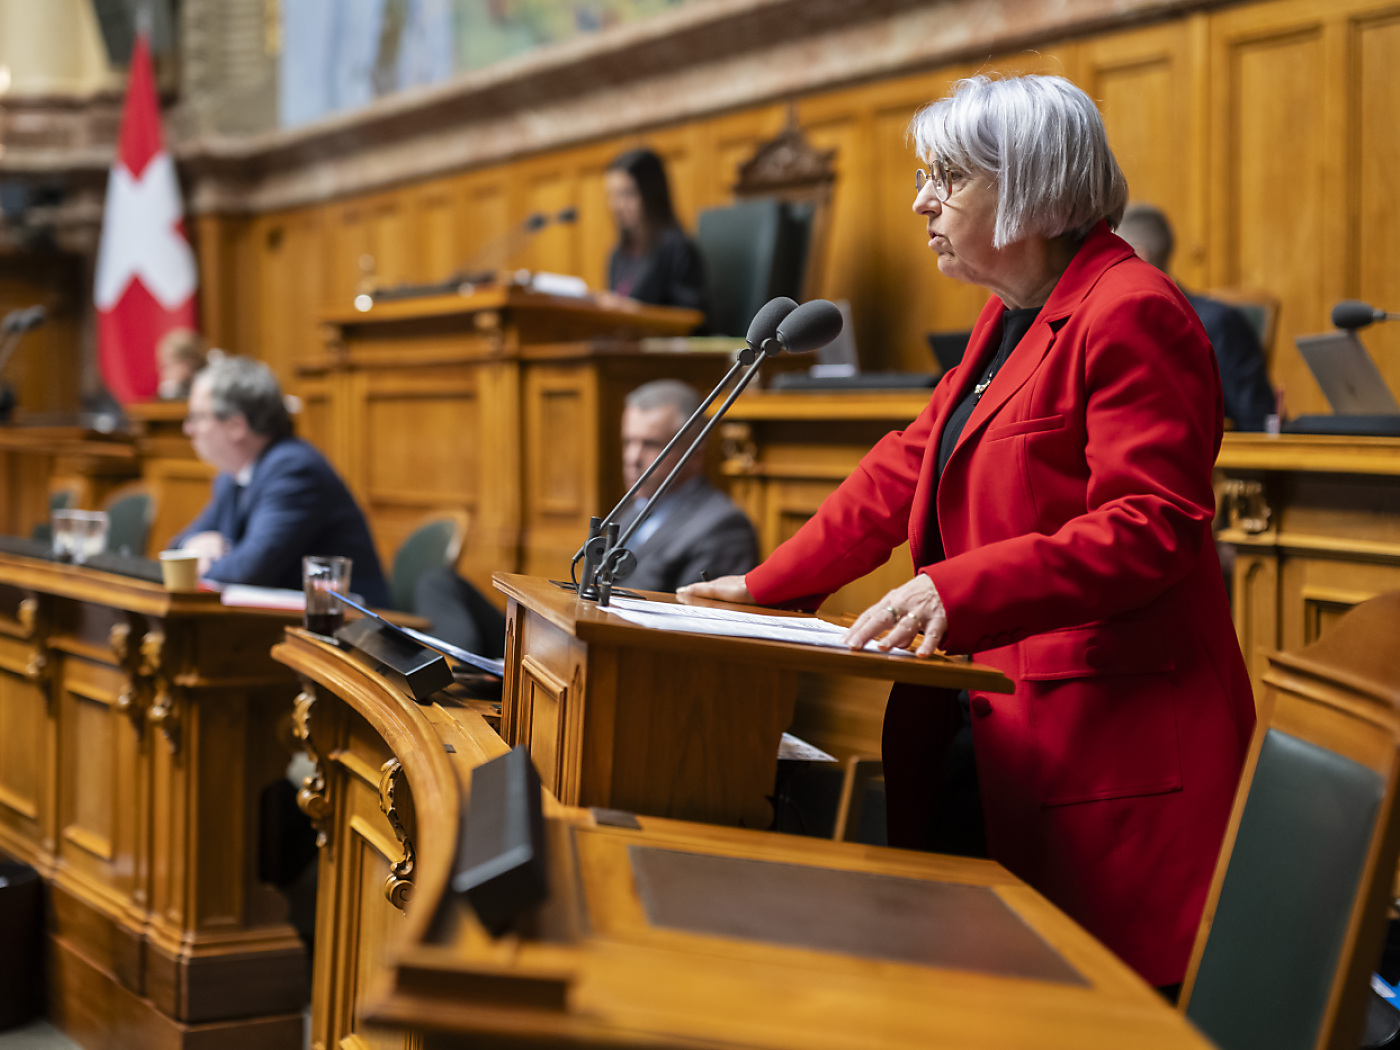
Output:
[{"xmin": 159, "ymin": 550, "xmax": 200, "ymax": 592}]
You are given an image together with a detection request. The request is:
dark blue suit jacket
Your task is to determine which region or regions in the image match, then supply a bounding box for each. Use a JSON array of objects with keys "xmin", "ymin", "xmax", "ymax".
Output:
[
  {"xmin": 1186, "ymin": 293, "xmax": 1276, "ymax": 432},
  {"xmin": 176, "ymin": 437, "xmax": 390, "ymax": 607}
]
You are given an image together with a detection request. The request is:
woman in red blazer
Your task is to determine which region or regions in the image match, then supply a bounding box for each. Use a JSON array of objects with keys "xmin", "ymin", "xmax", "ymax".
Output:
[{"xmin": 681, "ymin": 75, "xmax": 1256, "ymax": 989}]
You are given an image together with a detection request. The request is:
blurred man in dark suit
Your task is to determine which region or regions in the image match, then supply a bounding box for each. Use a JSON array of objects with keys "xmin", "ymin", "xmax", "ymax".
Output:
[
  {"xmin": 1118, "ymin": 202, "xmax": 1276, "ymax": 431},
  {"xmin": 175, "ymin": 355, "xmax": 390, "ymax": 606}
]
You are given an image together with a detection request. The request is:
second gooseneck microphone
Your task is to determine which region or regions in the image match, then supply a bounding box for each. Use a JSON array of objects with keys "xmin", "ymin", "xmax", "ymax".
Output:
[
  {"xmin": 1332, "ymin": 299, "xmax": 1400, "ymax": 331},
  {"xmin": 575, "ymin": 296, "xmax": 844, "ymax": 604}
]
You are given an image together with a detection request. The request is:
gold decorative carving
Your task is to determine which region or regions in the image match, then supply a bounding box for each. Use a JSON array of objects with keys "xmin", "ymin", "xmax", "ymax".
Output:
[
  {"xmin": 317, "ymin": 322, "xmax": 349, "ymax": 367},
  {"xmin": 148, "ymin": 686, "xmax": 181, "ymax": 751},
  {"xmin": 1224, "ymin": 478, "xmax": 1273, "ymax": 535},
  {"xmin": 293, "ymin": 688, "xmax": 332, "ymax": 848},
  {"xmin": 719, "ymin": 422, "xmax": 758, "ymax": 474},
  {"xmin": 17, "ymin": 598, "xmax": 52, "ymax": 704},
  {"xmin": 136, "ymin": 628, "xmax": 185, "ymax": 752},
  {"xmin": 108, "ymin": 621, "xmax": 131, "ymax": 662},
  {"xmin": 379, "ymin": 757, "xmax": 415, "ymax": 911},
  {"xmin": 138, "ymin": 629, "xmax": 165, "ymax": 677},
  {"xmin": 734, "ymin": 108, "xmax": 837, "ymax": 196},
  {"xmin": 16, "ymin": 598, "xmax": 38, "ymax": 639},
  {"xmin": 108, "ymin": 621, "xmax": 145, "ymax": 728}
]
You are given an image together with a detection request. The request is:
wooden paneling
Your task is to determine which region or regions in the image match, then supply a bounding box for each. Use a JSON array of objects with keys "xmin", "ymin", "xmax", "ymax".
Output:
[
  {"xmin": 1081, "ymin": 17, "xmax": 1207, "ymax": 288},
  {"xmin": 0, "ymin": 253, "xmax": 83, "ymax": 418},
  {"xmin": 1353, "ymin": 8, "xmax": 1400, "ymax": 383},
  {"xmin": 1218, "ymin": 434, "xmax": 1400, "ymax": 702},
  {"xmin": 199, "ymin": 0, "xmax": 1400, "ymax": 423},
  {"xmin": 1211, "ymin": 8, "xmax": 1337, "ymax": 413}
]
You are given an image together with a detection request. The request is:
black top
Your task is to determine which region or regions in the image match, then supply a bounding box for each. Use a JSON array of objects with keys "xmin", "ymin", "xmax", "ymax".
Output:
[
  {"xmin": 936, "ymin": 306, "xmax": 1041, "ymax": 481},
  {"xmin": 607, "ymin": 226, "xmax": 708, "ymax": 321},
  {"xmin": 921, "ymin": 306, "xmax": 1039, "ymax": 567}
]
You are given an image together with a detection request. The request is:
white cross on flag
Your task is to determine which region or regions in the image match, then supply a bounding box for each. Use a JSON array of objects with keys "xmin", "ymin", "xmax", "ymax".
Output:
[{"xmin": 94, "ymin": 32, "xmax": 197, "ymax": 405}]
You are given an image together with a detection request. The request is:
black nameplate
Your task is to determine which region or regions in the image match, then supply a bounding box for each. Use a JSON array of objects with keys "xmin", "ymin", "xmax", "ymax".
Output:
[
  {"xmin": 453, "ymin": 746, "xmax": 548, "ymax": 936},
  {"xmin": 335, "ymin": 616, "xmax": 454, "ymax": 701}
]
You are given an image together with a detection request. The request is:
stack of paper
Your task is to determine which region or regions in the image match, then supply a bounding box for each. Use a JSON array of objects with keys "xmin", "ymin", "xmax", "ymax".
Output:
[{"xmin": 604, "ymin": 598, "xmax": 910, "ymax": 655}]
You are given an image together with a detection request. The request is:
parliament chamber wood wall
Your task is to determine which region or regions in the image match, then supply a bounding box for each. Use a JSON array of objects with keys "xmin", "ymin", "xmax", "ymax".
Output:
[{"xmin": 186, "ymin": 0, "xmax": 1400, "ymax": 427}]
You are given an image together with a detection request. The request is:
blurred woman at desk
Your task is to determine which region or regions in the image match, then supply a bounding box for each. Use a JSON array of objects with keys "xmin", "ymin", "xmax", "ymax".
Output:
[
  {"xmin": 598, "ymin": 147, "xmax": 707, "ymax": 325},
  {"xmin": 681, "ymin": 75, "xmax": 1255, "ymax": 991}
]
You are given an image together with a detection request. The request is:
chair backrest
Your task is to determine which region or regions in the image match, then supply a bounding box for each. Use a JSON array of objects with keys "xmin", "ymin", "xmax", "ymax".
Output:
[
  {"xmin": 1206, "ymin": 286, "xmax": 1280, "ymax": 360},
  {"xmin": 695, "ymin": 198, "xmax": 809, "ymax": 338},
  {"xmin": 1181, "ymin": 591, "xmax": 1400, "ymax": 1050},
  {"xmin": 101, "ymin": 484, "xmax": 155, "ymax": 557},
  {"xmin": 391, "ymin": 511, "xmax": 470, "ymax": 612},
  {"xmin": 49, "ymin": 482, "xmax": 81, "ymax": 514},
  {"xmin": 694, "ymin": 110, "xmax": 838, "ymax": 337}
]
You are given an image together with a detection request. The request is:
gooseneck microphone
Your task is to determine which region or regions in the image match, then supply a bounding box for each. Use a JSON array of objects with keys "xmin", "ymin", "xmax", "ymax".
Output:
[
  {"xmin": 0, "ymin": 305, "xmax": 46, "ymax": 408},
  {"xmin": 1, "ymin": 306, "xmax": 45, "ymax": 335},
  {"xmin": 1332, "ymin": 300, "xmax": 1400, "ymax": 331},
  {"xmin": 574, "ymin": 297, "xmax": 844, "ymax": 605},
  {"xmin": 769, "ymin": 298, "xmax": 844, "ymax": 356}
]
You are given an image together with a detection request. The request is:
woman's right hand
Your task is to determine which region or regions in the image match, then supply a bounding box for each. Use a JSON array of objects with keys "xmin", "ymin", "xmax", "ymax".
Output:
[{"xmin": 676, "ymin": 575, "xmax": 753, "ymax": 605}]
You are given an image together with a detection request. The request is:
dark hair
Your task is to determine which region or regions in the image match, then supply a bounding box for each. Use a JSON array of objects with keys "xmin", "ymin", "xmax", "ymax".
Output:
[
  {"xmin": 607, "ymin": 147, "xmax": 679, "ymax": 250},
  {"xmin": 1118, "ymin": 202, "xmax": 1176, "ymax": 271},
  {"xmin": 625, "ymin": 378, "xmax": 700, "ymax": 422},
  {"xmin": 199, "ymin": 356, "xmax": 294, "ymax": 442}
]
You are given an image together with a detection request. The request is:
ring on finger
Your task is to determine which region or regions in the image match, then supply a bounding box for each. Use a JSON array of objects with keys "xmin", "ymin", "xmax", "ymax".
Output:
[{"xmin": 885, "ymin": 605, "xmax": 902, "ymax": 623}]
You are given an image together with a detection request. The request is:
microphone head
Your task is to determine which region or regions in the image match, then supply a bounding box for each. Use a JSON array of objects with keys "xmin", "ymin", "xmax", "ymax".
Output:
[
  {"xmin": 555, "ymin": 206, "xmax": 578, "ymax": 224},
  {"xmin": 774, "ymin": 299, "xmax": 844, "ymax": 355},
  {"xmin": 745, "ymin": 297, "xmax": 799, "ymax": 350},
  {"xmin": 2, "ymin": 305, "xmax": 43, "ymax": 334},
  {"xmin": 1332, "ymin": 299, "xmax": 1381, "ymax": 331},
  {"xmin": 523, "ymin": 212, "xmax": 548, "ymax": 232}
]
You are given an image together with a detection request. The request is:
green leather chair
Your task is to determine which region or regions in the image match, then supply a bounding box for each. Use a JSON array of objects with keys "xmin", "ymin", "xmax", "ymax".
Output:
[
  {"xmin": 102, "ymin": 485, "xmax": 155, "ymax": 557},
  {"xmin": 32, "ymin": 484, "xmax": 81, "ymax": 544},
  {"xmin": 391, "ymin": 511, "xmax": 469, "ymax": 612},
  {"xmin": 695, "ymin": 198, "xmax": 812, "ymax": 338},
  {"xmin": 1181, "ymin": 591, "xmax": 1400, "ymax": 1050}
]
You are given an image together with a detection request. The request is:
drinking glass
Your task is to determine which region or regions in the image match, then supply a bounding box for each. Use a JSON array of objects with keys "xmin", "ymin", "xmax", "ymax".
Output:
[{"xmin": 303, "ymin": 556, "xmax": 352, "ymax": 636}]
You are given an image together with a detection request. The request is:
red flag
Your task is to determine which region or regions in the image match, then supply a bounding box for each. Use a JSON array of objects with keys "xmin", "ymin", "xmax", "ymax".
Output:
[{"xmin": 94, "ymin": 33, "xmax": 197, "ymax": 405}]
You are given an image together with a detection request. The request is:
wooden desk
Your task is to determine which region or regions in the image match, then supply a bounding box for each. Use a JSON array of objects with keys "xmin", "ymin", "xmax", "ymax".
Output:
[
  {"xmin": 0, "ymin": 425, "xmax": 140, "ymax": 538},
  {"xmin": 494, "ymin": 573, "xmax": 1010, "ymax": 828},
  {"xmin": 0, "ymin": 552, "xmax": 307, "ymax": 1049},
  {"xmin": 272, "ymin": 629, "xmax": 1210, "ymax": 1050},
  {"xmin": 1216, "ymin": 433, "xmax": 1400, "ymax": 702},
  {"xmin": 305, "ymin": 287, "xmax": 720, "ymax": 604}
]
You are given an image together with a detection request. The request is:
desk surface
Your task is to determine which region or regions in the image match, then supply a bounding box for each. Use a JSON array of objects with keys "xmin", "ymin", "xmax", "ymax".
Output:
[
  {"xmin": 321, "ymin": 283, "xmax": 703, "ymax": 333},
  {"xmin": 362, "ymin": 717, "xmax": 1211, "ymax": 1050},
  {"xmin": 494, "ymin": 572, "xmax": 1014, "ymax": 693}
]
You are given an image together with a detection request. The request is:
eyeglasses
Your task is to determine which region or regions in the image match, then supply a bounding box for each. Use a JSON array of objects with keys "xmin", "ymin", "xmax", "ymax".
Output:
[
  {"xmin": 184, "ymin": 410, "xmax": 222, "ymax": 426},
  {"xmin": 915, "ymin": 159, "xmax": 963, "ymax": 202}
]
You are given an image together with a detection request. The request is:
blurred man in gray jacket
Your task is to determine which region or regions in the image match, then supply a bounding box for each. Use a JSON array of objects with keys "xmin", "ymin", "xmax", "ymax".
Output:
[{"xmin": 415, "ymin": 379, "xmax": 759, "ymax": 655}]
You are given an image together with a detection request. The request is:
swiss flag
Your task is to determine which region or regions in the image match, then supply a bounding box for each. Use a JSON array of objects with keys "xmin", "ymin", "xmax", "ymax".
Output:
[{"xmin": 94, "ymin": 33, "xmax": 197, "ymax": 405}]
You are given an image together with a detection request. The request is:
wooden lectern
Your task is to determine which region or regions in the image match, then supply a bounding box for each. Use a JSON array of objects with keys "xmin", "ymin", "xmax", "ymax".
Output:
[{"xmin": 493, "ymin": 573, "xmax": 1012, "ymax": 828}]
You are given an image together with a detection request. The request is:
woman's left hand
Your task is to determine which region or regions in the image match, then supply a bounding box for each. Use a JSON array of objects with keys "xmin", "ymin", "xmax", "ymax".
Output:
[{"xmin": 844, "ymin": 574, "xmax": 948, "ymax": 657}]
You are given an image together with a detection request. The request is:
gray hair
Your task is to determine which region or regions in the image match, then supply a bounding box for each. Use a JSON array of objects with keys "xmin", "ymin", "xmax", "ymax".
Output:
[
  {"xmin": 197, "ymin": 356, "xmax": 293, "ymax": 441},
  {"xmin": 909, "ymin": 75, "xmax": 1128, "ymax": 249},
  {"xmin": 1117, "ymin": 202, "xmax": 1175, "ymax": 271},
  {"xmin": 625, "ymin": 379, "xmax": 700, "ymax": 425}
]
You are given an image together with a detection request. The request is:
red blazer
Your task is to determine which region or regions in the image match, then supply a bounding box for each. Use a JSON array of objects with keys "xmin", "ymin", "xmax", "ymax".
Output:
[{"xmin": 747, "ymin": 223, "xmax": 1256, "ymax": 985}]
